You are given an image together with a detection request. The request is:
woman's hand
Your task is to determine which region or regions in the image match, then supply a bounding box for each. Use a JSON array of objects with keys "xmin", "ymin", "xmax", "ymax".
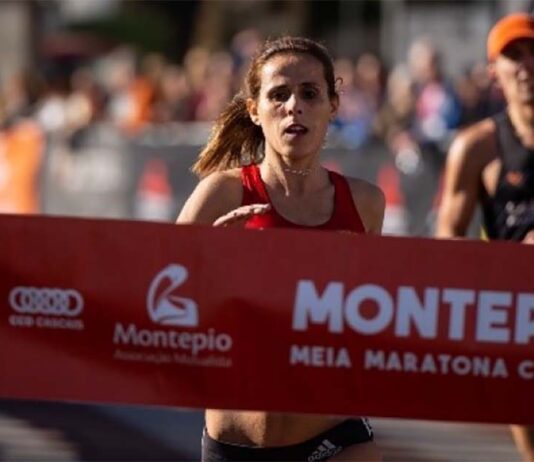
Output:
[
  {"xmin": 522, "ymin": 230, "xmax": 534, "ymax": 244},
  {"xmin": 213, "ymin": 203, "xmax": 271, "ymax": 227}
]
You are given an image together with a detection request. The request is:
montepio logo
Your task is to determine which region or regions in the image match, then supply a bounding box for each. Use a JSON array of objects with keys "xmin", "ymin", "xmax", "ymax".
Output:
[
  {"xmin": 8, "ymin": 286, "xmax": 84, "ymax": 330},
  {"xmin": 112, "ymin": 263, "xmax": 233, "ymax": 367},
  {"xmin": 147, "ymin": 264, "xmax": 198, "ymax": 327}
]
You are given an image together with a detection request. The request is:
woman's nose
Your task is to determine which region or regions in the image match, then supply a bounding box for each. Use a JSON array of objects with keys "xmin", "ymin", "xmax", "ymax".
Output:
[{"xmin": 285, "ymin": 94, "xmax": 303, "ymax": 115}]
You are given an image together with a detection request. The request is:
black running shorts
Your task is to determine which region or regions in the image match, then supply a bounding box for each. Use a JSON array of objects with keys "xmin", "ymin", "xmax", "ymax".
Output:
[{"xmin": 201, "ymin": 417, "xmax": 373, "ymax": 461}]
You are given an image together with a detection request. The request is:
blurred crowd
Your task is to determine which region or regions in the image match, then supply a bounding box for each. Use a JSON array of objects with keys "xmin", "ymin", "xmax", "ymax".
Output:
[{"xmin": 0, "ymin": 28, "xmax": 506, "ymax": 233}]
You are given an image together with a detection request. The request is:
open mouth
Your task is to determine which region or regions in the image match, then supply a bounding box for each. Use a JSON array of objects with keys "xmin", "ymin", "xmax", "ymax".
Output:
[{"xmin": 284, "ymin": 124, "xmax": 309, "ymax": 136}]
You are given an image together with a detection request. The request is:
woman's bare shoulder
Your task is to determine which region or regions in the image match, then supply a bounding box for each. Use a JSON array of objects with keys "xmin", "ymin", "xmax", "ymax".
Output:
[
  {"xmin": 176, "ymin": 168, "xmax": 243, "ymax": 224},
  {"xmin": 344, "ymin": 176, "xmax": 385, "ymax": 210},
  {"xmin": 344, "ymin": 176, "xmax": 385, "ymax": 234},
  {"xmin": 198, "ymin": 168, "xmax": 242, "ymax": 191}
]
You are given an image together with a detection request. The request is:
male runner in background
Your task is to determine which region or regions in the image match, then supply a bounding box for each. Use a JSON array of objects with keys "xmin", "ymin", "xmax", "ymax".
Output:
[{"xmin": 436, "ymin": 12, "xmax": 534, "ymax": 461}]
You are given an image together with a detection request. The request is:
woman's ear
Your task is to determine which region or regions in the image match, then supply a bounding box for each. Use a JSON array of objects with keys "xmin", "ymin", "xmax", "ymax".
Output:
[
  {"xmin": 329, "ymin": 94, "xmax": 340, "ymax": 122},
  {"xmin": 246, "ymin": 98, "xmax": 260, "ymax": 126}
]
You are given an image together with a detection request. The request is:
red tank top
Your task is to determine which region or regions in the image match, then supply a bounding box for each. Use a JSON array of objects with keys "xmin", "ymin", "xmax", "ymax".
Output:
[{"xmin": 241, "ymin": 164, "xmax": 366, "ymax": 233}]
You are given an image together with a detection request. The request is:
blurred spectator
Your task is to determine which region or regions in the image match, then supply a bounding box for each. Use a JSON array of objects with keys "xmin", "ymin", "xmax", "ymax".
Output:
[
  {"xmin": 103, "ymin": 46, "xmax": 137, "ymax": 128},
  {"xmin": 193, "ymin": 51, "xmax": 233, "ymax": 121},
  {"xmin": 455, "ymin": 68, "xmax": 489, "ymax": 127},
  {"xmin": 389, "ymin": 38, "xmax": 462, "ymax": 234},
  {"xmin": 230, "ymin": 28, "xmax": 263, "ymax": 71},
  {"xmin": 35, "ymin": 70, "xmax": 70, "ymax": 135},
  {"xmin": 183, "ymin": 46, "xmax": 211, "ymax": 119},
  {"xmin": 120, "ymin": 52, "xmax": 166, "ymax": 133},
  {"xmin": 230, "ymin": 28, "xmax": 264, "ymax": 93},
  {"xmin": 67, "ymin": 67, "xmax": 107, "ymax": 133},
  {"xmin": 0, "ymin": 69, "xmax": 46, "ymax": 214},
  {"xmin": 375, "ymin": 65, "xmax": 415, "ymax": 149},
  {"xmin": 408, "ymin": 38, "xmax": 461, "ymax": 152},
  {"xmin": 152, "ymin": 65, "xmax": 193, "ymax": 123},
  {"xmin": 455, "ymin": 61, "xmax": 505, "ymax": 127},
  {"xmin": 355, "ymin": 53, "xmax": 386, "ymax": 111},
  {"xmin": 331, "ymin": 57, "xmax": 376, "ymax": 149},
  {"xmin": 2, "ymin": 69, "xmax": 46, "ymax": 124},
  {"xmin": 374, "ymin": 65, "xmax": 417, "ymax": 234}
]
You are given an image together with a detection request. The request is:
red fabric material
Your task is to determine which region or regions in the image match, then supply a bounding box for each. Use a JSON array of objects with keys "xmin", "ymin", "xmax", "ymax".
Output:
[
  {"xmin": 241, "ymin": 164, "xmax": 366, "ymax": 233},
  {"xmin": 2, "ymin": 214, "xmax": 534, "ymax": 424}
]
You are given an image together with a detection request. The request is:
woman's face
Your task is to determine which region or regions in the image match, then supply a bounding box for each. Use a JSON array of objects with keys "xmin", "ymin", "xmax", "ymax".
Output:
[{"xmin": 247, "ymin": 53, "xmax": 338, "ymax": 162}]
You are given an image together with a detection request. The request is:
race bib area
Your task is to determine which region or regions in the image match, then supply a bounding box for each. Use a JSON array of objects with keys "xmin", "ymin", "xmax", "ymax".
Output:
[{"xmin": 1, "ymin": 214, "xmax": 533, "ymax": 425}]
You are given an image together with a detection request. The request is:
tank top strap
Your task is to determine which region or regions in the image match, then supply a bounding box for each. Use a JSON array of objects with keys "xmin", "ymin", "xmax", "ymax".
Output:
[
  {"xmin": 328, "ymin": 170, "xmax": 366, "ymax": 233},
  {"xmin": 494, "ymin": 111, "xmax": 515, "ymax": 170},
  {"xmin": 241, "ymin": 164, "xmax": 270, "ymax": 206},
  {"xmin": 494, "ymin": 111, "xmax": 534, "ymax": 170}
]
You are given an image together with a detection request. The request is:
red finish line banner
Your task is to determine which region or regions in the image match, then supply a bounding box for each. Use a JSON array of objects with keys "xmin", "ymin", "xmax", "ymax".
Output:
[{"xmin": 1, "ymin": 214, "xmax": 534, "ymax": 424}]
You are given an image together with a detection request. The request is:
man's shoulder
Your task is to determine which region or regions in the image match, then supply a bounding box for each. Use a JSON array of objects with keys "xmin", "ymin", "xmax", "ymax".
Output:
[
  {"xmin": 455, "ymin": 117, "xmax": 497, "ymax": 151},
  {"xmin": 449, "ymin": 117, "xmax": 498, "ymax": 167}
]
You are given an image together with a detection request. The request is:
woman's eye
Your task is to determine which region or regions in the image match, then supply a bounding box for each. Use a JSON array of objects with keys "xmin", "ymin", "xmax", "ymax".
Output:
[
  {"xmin": 270, "ymin": 91, "xmax": 289, "ymax": 101},
  {"xmin": 302, "ymin": 89, "xmax": 318, "ymax": 100}
]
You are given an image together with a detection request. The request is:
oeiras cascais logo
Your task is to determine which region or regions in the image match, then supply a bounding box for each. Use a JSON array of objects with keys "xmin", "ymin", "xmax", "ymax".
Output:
[
  {"xmin": 9, "ymin": 287, "xmax": 83, "ymax": 317},
  {"xmin": 8, "ymin": 286, "xmax": 84, "ymax": 330},
  {"xmin": 147, "ymin": 264, "xmax": 198, "ymax": 327}
]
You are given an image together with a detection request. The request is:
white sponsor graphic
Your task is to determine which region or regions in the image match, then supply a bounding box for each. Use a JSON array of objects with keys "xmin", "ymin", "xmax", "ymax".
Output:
[
  {"xmin": 290, "ymin": 281, "xmax": 534, "ymax": 377},
  {"xmin": 9, "ymin": 287, "xmax": 83, "ymax": 316},
  {"xmin": 113, "ymin": 323, "xmax": 232, "ymax": 356},
  {"xmin": 364, "ymin": 349, "xmax": 509, "ymax": 378},
  {"xmin": 147, "ymin": 264, "xmax": 198, "ymax": 327},
  {"xmin": 308, "ymin": 439, "xmax": 341, "ymax": 462},
  {"xmin": 518, "ymin": 360, "xmax": 534, "ymax": 379},
  {"xmin": 290, "ymin": 345, "xmax": 351, "ymax": 368},
  {"xmin": 8, "ymin": 286, "xmax": 84, "ymax": 330},
  {"xmin": 113, "ymin": 264, "xmax": 232, "ymax": 368},
  {"xmin": 292, "ymin": 281, "xmax": 534, "ymax": 345}
]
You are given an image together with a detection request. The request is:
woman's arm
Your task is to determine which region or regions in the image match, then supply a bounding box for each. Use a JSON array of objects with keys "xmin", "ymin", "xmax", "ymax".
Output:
[
  {"xmin": 176, "ymin": 170, "xmax": 243, "ymax": 225},
  {"xmin": 176, "ymin": 168, "xmax": 270, "ymax": 227}
]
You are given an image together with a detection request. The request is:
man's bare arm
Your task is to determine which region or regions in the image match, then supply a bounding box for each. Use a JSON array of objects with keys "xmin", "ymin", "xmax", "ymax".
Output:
[{"xmin": 436, "ymin": 124, "xmax": 490, "ymax": 238}]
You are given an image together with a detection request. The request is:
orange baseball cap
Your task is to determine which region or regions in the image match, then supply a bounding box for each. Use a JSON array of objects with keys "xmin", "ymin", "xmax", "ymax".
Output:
[{"xmin": 487, "ymin": 12, "xmax": 534, "ymax": 61}]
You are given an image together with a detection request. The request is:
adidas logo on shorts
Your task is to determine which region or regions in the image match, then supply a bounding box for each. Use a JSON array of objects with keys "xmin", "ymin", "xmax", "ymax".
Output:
[
  {"xmin": 307, "ymin": 439, "xmax": 342, "ymax": 462},
  {"xmin": 361, "ymin": 417, "xmax": 373, "ymax": 437}
]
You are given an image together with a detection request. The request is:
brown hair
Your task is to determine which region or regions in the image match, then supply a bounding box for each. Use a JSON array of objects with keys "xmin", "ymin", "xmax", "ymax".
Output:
[{"xmin": 192, "ymin": 36, "xmax": 338, "ymax": 178}]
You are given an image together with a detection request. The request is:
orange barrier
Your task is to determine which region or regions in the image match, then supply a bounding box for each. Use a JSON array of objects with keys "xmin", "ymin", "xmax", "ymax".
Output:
[{"xmin": 1, "ymin": 214, "xmax": 533, "ymax": 424}]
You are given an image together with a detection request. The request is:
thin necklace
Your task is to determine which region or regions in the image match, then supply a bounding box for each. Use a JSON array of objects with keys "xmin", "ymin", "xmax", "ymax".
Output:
[
  {"xmin": 268, "ymin": 160, "xmax": 316, "ymax": 176},
  {"xmin": 281, "ymin": 165, "xmax": 313, "ymax": 176},
  {"xmin": 265, "ymin": 156, "xmax": 317, "ymax": 177}
]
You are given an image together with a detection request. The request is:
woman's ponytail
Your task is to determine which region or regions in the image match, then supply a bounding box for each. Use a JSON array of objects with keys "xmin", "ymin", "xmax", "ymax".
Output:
[{"xmin": 192, "ymin": 93, "xmax": 264, "ymax": 178}]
